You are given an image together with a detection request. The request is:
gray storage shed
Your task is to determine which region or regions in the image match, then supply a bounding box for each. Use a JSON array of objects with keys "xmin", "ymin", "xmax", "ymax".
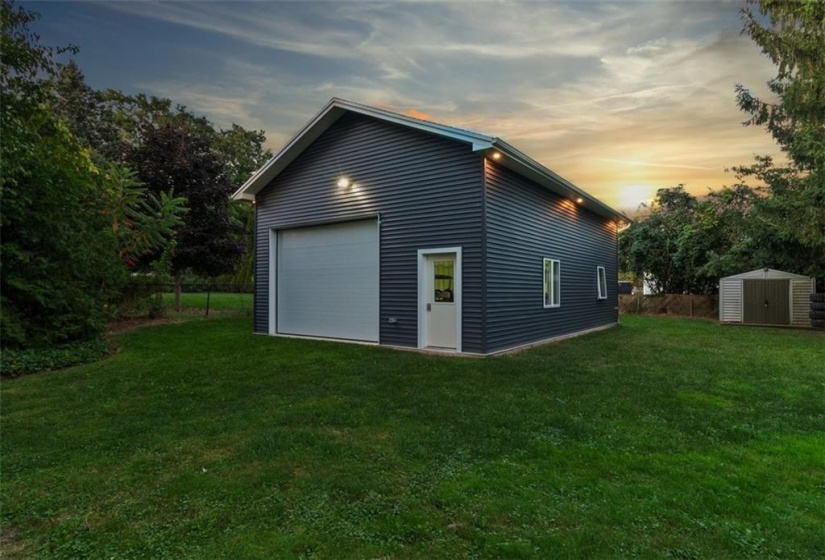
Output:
[
  {"xmin": 233, "ymin": 98, "xmax": 627, "ymax": 355},
  {"xmin": 719, "ymin": 268, "xmax": 815, "ymax": 327}
]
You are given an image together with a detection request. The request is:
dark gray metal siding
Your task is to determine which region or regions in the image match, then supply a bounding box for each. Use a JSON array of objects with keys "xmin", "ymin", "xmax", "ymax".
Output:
[
  {"xmin": 255, "ymin": 113, "xmax": 484, "ymax": 352},
  {"xmin": 484, "ymin": 160, "xmax": 618, "ymax": 353}
]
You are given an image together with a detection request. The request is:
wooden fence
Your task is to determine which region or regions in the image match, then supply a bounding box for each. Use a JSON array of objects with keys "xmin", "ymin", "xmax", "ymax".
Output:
[{"xmin": 619, "ymin": 294, "xmax": 718, "ymax": 319}]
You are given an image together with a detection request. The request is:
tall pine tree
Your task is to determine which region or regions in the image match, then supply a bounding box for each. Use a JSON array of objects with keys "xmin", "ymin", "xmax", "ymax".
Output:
[{"xmin": 735, "ymin": 0, "xmax": 825, "ymax": 281}]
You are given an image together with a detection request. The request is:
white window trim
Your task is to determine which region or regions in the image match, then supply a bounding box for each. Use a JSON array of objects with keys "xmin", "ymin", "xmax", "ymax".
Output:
[
  {"xmin": 543, "ymin": 258, "xmax": 561, "ymax": 308},
  {"xmin": 597, "ymin": 266, "xmax": 607, "ymax": 300}
]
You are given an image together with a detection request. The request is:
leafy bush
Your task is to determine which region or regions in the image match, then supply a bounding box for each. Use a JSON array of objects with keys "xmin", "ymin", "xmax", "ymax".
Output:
[
  {"xmin": 108, "ymin": 274, "xmax": 167, "ymax": 320},
  {"xmin": 0, "ymin": 106, "xmax": 126, "ymax": 348},
  {"xmin": 1, "ymin": 3, "xmax": 125, "ymax": 349},
  {"xmin": 1, "ymin": 337, "xmax": 112, "ymax": 378}
]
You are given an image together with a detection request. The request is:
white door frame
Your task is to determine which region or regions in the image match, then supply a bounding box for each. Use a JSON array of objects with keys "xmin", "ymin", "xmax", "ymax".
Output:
[
  {"xmin": 268, "ymin": 228, "xmax": 277, "ymax": 335},
  {"xmin": 417, "ymin": 246, "xmax": 462, "ymax": 352}
]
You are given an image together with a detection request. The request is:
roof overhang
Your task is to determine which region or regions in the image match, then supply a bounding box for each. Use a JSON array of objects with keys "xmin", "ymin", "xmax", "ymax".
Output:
[
  {"xmin": 485, "ymin": 139, "xmax": 626, "ymax": 221},
  {"xmin": 233, "ymin": 98, "xmax": 628, "ymax": 222}
]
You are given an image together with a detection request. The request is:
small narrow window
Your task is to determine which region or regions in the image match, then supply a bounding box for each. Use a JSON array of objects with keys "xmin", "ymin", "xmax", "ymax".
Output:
[
  {"xmin": 543, "ymin": 258, "xmax": 560, "ymax": 308},
  {"xmin": 597, "ymin": 266, "xmax": 607, "ymax": 300},
  {"xmin": 433, "ymin": 260, "xmax": 454, "ymax": 302}
]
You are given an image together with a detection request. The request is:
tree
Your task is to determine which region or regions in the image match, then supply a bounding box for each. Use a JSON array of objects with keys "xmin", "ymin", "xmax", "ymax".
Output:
[
  {"xmin": 1, "ymin": 108, "xmax": 126, "ymax": 347},
  {"xmin": 620, "ymin": 187, "xmax": 716, "ymax": 294},
  {"xmin": 735, "ymin": 0, "xmax": 825, "ymax": 281},
  {"xmin": 619, "ymin": 184, "xmax": 773, "ymax": 295},
  {"xmin": 216, "ymin": 124, "xmax": 271, "ymax": 189},
  {"xmin": 1, "ymin": 1, "xmax": 187, "ymax": 346},
  {"xmin": 1, "ymin": 1, "xmax": 123, "ymax": 347},
  {"xmin": 127, "ymin": 112, "xmax": 244, "ymax": 309},
  {"xmin": 1, "ymin": 0, "xmax": 76, "ymax": 111},
  {"xmin": 52, "ymin": 68, "xmax": 271, "ymax": 289},
  {"xmin": 51, "ymin": 60, "xmax": 121, "ymax": 160},
  {"xmin": 215, "ymin": 124, "xmax": 272, "ymax": 287},
  {"xmin": 695, "ymin": 183, "xmax": 763, "ymax": 279},
  {"xmin": 102, "ymin": 164, "xmax": 186, "ymax": 267}
]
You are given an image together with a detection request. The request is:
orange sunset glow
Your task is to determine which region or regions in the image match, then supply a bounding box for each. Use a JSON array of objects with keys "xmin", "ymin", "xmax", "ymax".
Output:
[{"xmin": 35, "ymin": 1, "xmax": 783, "ymax": 213}]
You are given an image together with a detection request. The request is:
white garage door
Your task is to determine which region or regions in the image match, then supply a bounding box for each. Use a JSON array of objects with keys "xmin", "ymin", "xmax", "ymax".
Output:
[{"xmin": 277, "ymin": 219, "xmax": 379, "ymax": 342}]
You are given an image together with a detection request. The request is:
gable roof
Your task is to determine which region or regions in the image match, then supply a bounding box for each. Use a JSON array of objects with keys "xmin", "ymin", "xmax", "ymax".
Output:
[
  {"xmin": 722, "ymin": 268, "xmax": 813, "ymax": 281},
  {"xmin": 233, "ymin": 98, "xmax": 627, "ymax": 221}
]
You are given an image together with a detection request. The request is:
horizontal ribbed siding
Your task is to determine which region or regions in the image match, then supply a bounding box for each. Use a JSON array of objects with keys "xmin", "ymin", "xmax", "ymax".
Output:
[
  {"xmin": 255, "ymin": 113, "xmax": 484, "ymax": 352},
  {"xmin": 484, "ymin": 161, "xmax": 618, "ymax": 353}
]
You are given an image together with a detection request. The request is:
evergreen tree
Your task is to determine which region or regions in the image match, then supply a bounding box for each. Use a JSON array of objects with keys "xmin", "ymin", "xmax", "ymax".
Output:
[{"xmin": 735, "ymin": 0, "xmax": 825, "ymax": 281}]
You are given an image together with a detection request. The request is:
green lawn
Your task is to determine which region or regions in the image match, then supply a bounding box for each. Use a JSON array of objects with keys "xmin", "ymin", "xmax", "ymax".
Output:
[{"xmin": 2, "ymin": 312, "xmax": 824, "ymax": 558}]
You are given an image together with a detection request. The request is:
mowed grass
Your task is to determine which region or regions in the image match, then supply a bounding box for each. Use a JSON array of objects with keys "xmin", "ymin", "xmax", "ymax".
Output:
[{"xmin": 2, "ymin": 310, "xmax": 824, "ymax": 559}]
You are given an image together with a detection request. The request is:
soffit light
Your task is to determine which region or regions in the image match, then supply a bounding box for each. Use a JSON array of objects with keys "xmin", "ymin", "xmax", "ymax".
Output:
[
  {"xmin": 575, "ymin": 197, "xmax": 584, "ymax": 204},
  {"xmin": 491, "ymin": 152, "xmax": 502, "ymax": 161}
]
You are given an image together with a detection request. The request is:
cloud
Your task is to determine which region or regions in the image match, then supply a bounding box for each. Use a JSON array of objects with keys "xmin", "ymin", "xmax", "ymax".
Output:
[
  {"xmin": 403, "ymin": 108, "xmax": 434, "ymax": 121},
  {"xmin": 100, "ymin": 1, "xmax": 782, "ymax": 211}
]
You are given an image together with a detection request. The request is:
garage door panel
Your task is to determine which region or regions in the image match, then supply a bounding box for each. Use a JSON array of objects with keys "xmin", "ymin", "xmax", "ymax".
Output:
[{"xmin": 277, "ymin": 220, "xmax": 379, "ymax": 342}]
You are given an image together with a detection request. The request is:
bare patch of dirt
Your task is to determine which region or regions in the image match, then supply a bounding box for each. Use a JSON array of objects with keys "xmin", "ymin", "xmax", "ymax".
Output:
[
  {"xmin": 107, "ymin": 317, "xmax": 179, "ymax": 334},
  {"xmin": 0, "ymin": 526, "xmax": 28, "ymax": 559}
]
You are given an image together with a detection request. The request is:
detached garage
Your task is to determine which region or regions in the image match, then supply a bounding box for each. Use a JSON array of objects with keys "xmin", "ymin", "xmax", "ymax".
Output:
[
  {"xmin": 719, "ymin": 268, "xmax": 815, "ymax": 327},
  {"xmin": 236, "ymin": 98, "xmax": 626, "ymax": 355}
]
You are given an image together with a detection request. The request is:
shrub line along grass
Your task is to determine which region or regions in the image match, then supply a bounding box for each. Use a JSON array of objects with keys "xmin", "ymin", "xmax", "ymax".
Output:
[{"xmin": 1, "ymin": 300, "xmax": 824, "ymax": 558}]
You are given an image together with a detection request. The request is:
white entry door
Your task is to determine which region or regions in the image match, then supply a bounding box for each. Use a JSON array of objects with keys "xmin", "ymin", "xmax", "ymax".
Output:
[{"xmin": 424, "ymin": 253, "xmax": 458, "ymax": 349}]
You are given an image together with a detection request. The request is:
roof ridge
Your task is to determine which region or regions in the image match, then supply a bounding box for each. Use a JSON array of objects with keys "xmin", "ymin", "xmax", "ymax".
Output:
[{"xmin": 329, "ymin": 97, "xmax": 496, "ymax": 142}]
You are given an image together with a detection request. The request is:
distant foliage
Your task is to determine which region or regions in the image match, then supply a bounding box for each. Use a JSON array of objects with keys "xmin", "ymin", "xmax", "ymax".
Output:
[
  {"xmin": 1, "ymin": 0, "xmax": 270, "ymax": 348},
  {"xmin": 620, "ymin": 186, "xmax": 763, "ymax": 295},
  {"xmin": 622, "ymin": 0, "xmax": 825, "ymax": 291},
  {"xmin": 128, "ymin": 114, "xmax": 244, "ymax": 279}
]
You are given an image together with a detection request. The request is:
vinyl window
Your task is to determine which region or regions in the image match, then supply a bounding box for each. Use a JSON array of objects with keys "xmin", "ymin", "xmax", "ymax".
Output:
[
  {"xmin": 543, "ymin": 258, "xmax": 560, "ymax": 308},
  {"xmin": 597, "ymin": 266, "xmax": 607, "ymax": 299}
]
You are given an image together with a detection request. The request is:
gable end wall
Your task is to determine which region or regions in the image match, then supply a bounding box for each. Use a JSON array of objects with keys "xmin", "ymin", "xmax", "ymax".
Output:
[{"xmin": 254, "ymin": 112, "xmax": 484, "ymax": 352}]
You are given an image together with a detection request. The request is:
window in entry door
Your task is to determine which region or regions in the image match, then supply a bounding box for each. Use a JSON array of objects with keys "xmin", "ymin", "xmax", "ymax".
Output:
[{"xmin": 434, "ymin": 260, "xmax": 454, "ymax": 302}]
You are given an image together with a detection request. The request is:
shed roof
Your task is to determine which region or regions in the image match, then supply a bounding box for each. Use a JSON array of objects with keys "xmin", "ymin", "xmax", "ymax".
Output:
[
  {"xmin": 722, "ymin": 268, "xmax": 813, "ymax": 281},
  {"xmin": 232, "ymin": 98, "xmax": 627, "ymax": 221}
]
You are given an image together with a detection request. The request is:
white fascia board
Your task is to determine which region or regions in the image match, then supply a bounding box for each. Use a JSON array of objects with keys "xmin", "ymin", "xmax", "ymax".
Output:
[
  {"xmin": 232, "ymin": 100, "xmax": 346, "ymax": 200},
  {"xmin": 234, "ymin": 191, "xmax": 256, "ymax": 201},
  {"xmin": 232, "ymin": 98, "xmax": 496, "ymax": 201},
  {"xmin": 335, "ymin": 97, "xmax": 495, "ymax": 148}
]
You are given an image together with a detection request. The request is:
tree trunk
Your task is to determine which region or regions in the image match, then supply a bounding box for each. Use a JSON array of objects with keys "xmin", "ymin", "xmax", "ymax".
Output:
[{"xmin": 174, "ymin": 273, "xmax": 182, "ymax": 312}]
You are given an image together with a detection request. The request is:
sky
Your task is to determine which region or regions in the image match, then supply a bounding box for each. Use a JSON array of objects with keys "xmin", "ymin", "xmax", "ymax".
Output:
[{"xmin": 25, "ymin": 0, "xmax": 782, "ymax": 212}]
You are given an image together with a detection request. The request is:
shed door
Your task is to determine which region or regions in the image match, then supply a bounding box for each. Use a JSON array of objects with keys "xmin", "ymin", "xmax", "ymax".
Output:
[
  {"xmin": 277, "ymin": 220, "xmax": 379, "ymax": 342},
  {"xmin": 743, "ymin": 279, "xmax": 790, "ymax": 325}
]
